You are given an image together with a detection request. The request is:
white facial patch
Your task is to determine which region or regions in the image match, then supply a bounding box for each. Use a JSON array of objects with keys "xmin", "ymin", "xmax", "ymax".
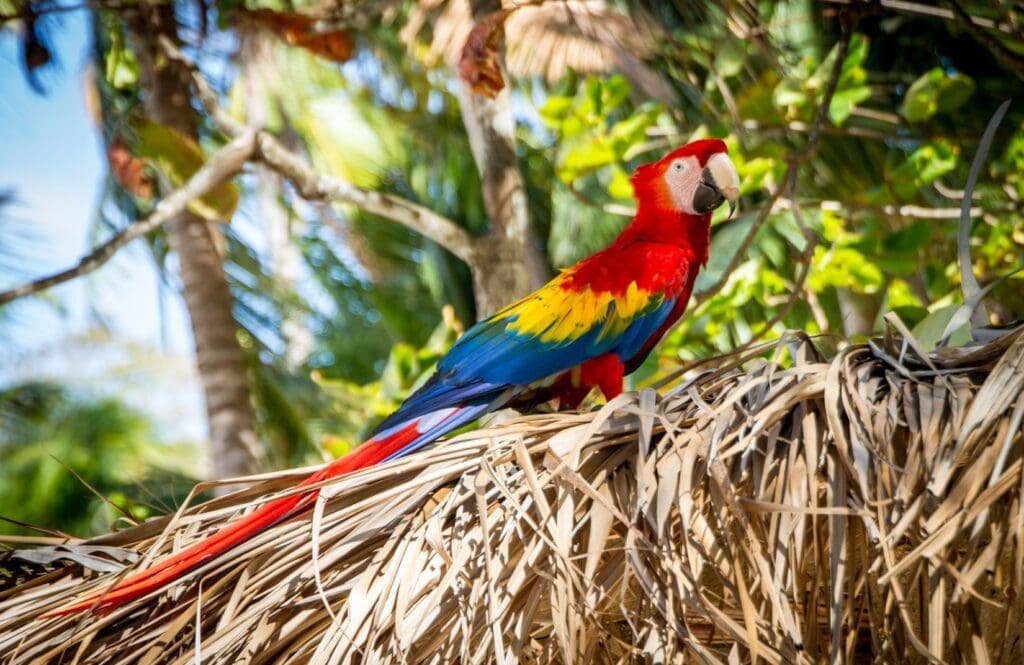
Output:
[{"xmin": 662, "ymin": 155, "xmax": 701, "ymax": 214}]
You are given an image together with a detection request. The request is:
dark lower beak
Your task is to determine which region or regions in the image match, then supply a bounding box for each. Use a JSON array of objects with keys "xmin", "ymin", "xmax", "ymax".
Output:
[
  {"xmin": 694, "ymin": 164, "xmax": 739, "ymax": 217},
  {"xmin": 693, "ymin": 180, "xmax": 725, "ymax": 214}
]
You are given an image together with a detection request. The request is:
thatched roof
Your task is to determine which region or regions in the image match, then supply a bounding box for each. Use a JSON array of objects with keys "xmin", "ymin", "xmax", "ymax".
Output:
[{"xmin": 2, "ymin": 323, "xmax": 1023, "ymax": 663}]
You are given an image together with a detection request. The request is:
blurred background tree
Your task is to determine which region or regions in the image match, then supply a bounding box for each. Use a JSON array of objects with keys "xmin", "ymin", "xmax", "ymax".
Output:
[{"xmin": 0, "ymin": 0, "xmax": 1022, "ymax": 536}]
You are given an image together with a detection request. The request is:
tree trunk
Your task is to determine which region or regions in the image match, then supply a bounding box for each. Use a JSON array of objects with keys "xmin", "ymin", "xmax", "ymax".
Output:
[
  {"xmin": 455, "ymin": 0, "xmax": 549, "ymax": 317},
  {"xmin": 458, "ymin": 84, "xmax": 549, "ymax": 317},
  {"xmin": 128, "ymin": 6, "xmax": 262, "ymax": 479}
]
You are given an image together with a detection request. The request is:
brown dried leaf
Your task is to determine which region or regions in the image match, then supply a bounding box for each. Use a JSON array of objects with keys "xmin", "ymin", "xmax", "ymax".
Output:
[
  {"xmin": 108, "ymin": 136, "xmax": 154, "ymax": 199},
  {"xmin": 243, "ymin": 9, "xmax": 355, "ymax": 64},
  {"xmin": 458, "ymin": 8, "xmax": 511, "ymax": 99}
]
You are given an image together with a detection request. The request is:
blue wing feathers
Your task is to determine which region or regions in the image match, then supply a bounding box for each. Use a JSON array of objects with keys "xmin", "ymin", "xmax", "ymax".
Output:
[{"xmin": 439, "ymin": 297, "xmax": 678, "ymax": 386}]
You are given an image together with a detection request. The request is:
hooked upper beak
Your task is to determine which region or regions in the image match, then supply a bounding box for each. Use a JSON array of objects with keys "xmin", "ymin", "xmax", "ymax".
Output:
[{"xmin": 693, "ymin": 152, "xmax": 741, "ymax": 217}]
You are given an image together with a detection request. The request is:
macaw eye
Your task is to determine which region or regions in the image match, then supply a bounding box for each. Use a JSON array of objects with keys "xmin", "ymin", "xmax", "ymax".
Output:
[{"xmin": 673, "ymin": 161, "xmax": 685, "ymax": 172}]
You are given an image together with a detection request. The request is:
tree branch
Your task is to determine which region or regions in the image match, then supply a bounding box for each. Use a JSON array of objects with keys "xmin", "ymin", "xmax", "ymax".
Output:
[
  {"xmin": 160, "ymin": 38, "xmax": 478, "ymax": 266},
  {"xmin": 0, "ymin": 131, "xmax": 256, "ymax": 306},
  {"xmin": 775, "ymin": 197, "xmax": 991, "ymax": 219},
  {"xmin": 253, "ymin": 133, "xmax": 477, "ymax": 264}
]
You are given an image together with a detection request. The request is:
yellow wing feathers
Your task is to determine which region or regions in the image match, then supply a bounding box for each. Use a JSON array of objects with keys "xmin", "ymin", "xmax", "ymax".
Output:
[{"xmin": 499, "ymin": 274, "xmax": 657, "ymax": 344}]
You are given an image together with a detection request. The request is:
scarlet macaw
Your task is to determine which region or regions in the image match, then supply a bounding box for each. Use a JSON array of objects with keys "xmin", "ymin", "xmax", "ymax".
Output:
[{"xmin": 48, "ymin": 138, "xmax": 740, "ymax": 616}]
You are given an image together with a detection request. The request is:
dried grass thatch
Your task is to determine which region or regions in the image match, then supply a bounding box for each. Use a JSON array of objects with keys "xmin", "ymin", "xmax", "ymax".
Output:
[{"xmin": 2, "ymin": 322, "xmax": 1024, "ymax": 663}]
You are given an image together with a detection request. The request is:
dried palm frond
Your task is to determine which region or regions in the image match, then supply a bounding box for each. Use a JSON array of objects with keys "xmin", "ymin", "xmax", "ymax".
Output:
[
  {"xmin": 402, "ymin": 0, "xmax": 672, "ymax": 100},
  {"xmin": 2, "ymin": 322, "xmax": 1024, "ymax": 663}
]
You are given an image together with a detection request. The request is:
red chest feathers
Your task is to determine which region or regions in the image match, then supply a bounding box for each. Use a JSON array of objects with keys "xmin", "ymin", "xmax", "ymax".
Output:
[{"xmin": 563, "ymin": 243, "xmax": 694, "ymax": 296}]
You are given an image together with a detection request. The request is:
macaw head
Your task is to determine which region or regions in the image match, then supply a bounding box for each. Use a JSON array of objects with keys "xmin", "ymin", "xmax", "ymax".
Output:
[{"xmin": 631, "ymin": 139, "xmax": 740, "ymax": 218}]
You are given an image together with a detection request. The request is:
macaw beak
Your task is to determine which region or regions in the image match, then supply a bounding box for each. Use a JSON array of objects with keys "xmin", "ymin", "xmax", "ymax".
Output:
[{"xmin": 693, "ymin": 152, "xmax": 741, "ymax": 217}]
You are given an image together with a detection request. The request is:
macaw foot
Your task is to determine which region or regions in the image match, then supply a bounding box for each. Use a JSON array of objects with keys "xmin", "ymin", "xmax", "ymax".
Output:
[{"xmin": 580, "ymin": 354, "xmax": 625, "ymax": 402}]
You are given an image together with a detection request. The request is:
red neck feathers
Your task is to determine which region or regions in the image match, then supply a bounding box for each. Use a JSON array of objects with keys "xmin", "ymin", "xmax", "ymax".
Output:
[{"xmin": 613, "ymin": 205, "xmax": 712, "ymax": 267}]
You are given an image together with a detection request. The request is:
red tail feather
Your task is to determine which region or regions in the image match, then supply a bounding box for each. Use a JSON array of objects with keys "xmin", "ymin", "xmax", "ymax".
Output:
[{"xmin": 42, "ymin": 421, "xmax": 423, "ymax": 617}]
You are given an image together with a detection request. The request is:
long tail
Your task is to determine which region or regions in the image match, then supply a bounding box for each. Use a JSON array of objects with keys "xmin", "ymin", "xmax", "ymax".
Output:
[{"xmin": 43, "ymin": 402, "xmax": 496, "ymax": 617}]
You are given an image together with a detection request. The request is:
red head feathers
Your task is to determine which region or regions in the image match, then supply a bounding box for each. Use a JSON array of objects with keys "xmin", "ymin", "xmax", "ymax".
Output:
[
  {"xmin": 619, "ymin": 139, "xmax": 740, "ymax": 254},
  {"xmin": 630, "ymin": 139, "xmax": 739, "ymax": 217}
]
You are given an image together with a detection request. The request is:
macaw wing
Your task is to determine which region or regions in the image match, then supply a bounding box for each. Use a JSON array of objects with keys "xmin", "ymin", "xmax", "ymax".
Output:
[
  {"xmin": 438, "ymin": 271, "xmax": 678, "ymax": 388},
  {"xmin": 372, "ymin": 270, "xmax": 679, "ymax": 439}
]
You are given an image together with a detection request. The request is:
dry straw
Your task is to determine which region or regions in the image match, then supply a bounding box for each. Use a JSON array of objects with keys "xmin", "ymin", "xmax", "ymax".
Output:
[{"xmin": 2, "ymin": 320, "xmax": 1023, "ymax": 664}]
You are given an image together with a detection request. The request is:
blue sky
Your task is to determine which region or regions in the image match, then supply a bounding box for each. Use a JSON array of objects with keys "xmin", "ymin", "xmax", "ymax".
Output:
[
  {"xmin": 0, "ymin": 10, "xmax": 204, "ymax": 445},
  {"xmin": 0, "ymin": 11, "xmax": 101, "ymax": 327}
]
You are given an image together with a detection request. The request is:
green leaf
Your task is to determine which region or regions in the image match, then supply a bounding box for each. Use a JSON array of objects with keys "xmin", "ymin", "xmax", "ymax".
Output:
[
  {"xmin": 911, "ymin": 303, "xmax": 971, "ymax": 350},
  {"xmin": 608, "ymin": 103, "xmax": 662, "ymax": 153},
  {"xmin": 713, "ymin": 41, "xmax": 745, "ymax": 79},
  {"xmin": 873, "ymin": 254, "xmax": 918, "ymax": 277},
  {"xmin": 887, "ymin": 140, "xmax": 957, "ymax": 199},
  {"xmin": 808, "ymin": 246, "xmax": 884, "ymax": 293},
  {"xmin": 105, "ymin": 47, "xmax": 138, "ymax": 90},
  {"xmin": 540, "ymin": 96, "xmax": 574, "ymax": 128},
  {"xmin": 882, "ymin": 220, "xmax": 931, "ymax": 253},
  {"xmin": 560, "ymin": 139, "xmax": 615, "ymax": 181},
  {"xmin": 585, "ymin": 77, "xmax": 604, "ymax": 118},
  {"xmin": 902, "ymin": 68, "xmax": 975, "ymax": 122},
  {"xmin": 695, "ymin": 216, "xmax": 754, "ymax": 292},
  {"xmin": 737, "ymin": 157, "xmax": 779, "ymax": 195},
  {"xmin": 607, "ymin": 165, "xmax": 633, "ymax": 199},
  {"xmin": 601, "ymin": 75, "xmax": 631, "ymax": 112},
  {"xmin": 302, "ymin": 97, "xmax": 387, "ymax": 189},
  {"xmin": 891, "ymin": 305, "xmax": 928, "ymax": 329},
  {"xmin": 132, "ymin": 119, "xmax": 240, "ymax": 222},
  {"xmin": 843, "ymin": 33, "xmax": 869, "ymax": 71},
  {"xmin": 560, "ymin": 113, "xmax": 587, "ymax": 140},
  {"xmin": 935, "ymin": 73, "xmax": 974, "ymax": 112},
  {"xmin": 828, "ymin": 85, "xmax": 871, "ymax": 125},
  {"xmin": 103, "ymin": 25, "xmax": 138, "ymax": 90},
  {"xmin": 916, "ymin": 143, "xmax": 958, "ymax": 182},
  {"xmin": 770, "ymin": 211, "xmax": 809, "ymax": 252},
  {"xmin": 782, "ymin": 34, "xmax": 872, "ymax": 124},
  {"xmin": 808, "ymin": 33, "xmax": 867, "ymax": 91},
  {"xmin": 773, "ymin": 81, "xmax": 806, "ymax": 108},
  {"xmin": 756, "ymin": 231, "xmax": 787, "ymax": 267}
]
